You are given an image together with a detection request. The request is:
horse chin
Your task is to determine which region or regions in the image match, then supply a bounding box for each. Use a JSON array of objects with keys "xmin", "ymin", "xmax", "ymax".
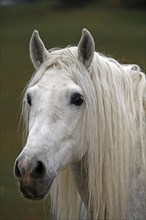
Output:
[{"xmin": 22, "ymin": 192, "xmax": 47, "ymax": 201}]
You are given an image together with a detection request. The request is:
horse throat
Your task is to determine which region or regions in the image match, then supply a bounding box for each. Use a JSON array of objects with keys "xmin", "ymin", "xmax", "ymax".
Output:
[
  {"xmin": 71, "ymin": 155, "xmax": 95, "ymax": 219},
  {"xmin": 71, "ymin": 155, "xmax": 90, "ymax": 212}
]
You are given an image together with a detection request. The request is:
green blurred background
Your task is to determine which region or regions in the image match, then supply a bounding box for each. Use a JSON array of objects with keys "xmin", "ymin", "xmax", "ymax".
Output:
[{"xmin": 0, "ymin": 0, "xmax": 145, "ymax": 219}]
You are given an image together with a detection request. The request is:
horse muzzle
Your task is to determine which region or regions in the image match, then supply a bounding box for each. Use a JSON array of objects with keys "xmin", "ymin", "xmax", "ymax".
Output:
[{"xmin": 13, "ymin": 154, "xmax": 54, "ymax": 200}]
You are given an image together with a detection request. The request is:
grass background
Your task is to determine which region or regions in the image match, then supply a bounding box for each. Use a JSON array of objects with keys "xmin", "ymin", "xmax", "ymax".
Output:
[{"xmin": 0, "ymin": 1, "xmax": 145, "ymax": 219}]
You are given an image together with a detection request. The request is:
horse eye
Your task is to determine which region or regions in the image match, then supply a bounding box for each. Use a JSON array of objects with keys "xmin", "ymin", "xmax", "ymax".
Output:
[
  {"xmin": 27, "ymin": 93, "xmax": 32, "ymax": 106},
  {"xmin": 70, "ymin": 93, "xmax": 84, "ymax": 106}
]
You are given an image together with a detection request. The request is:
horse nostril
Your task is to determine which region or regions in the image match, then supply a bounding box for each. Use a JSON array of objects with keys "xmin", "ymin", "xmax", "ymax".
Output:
[
  {"xmin": 14, "ymin": 160, "xmax": 22, "ymax": 178},
  {"xmin": 31, "ymin": 161, "xmax": 46, "ymax": 179}
]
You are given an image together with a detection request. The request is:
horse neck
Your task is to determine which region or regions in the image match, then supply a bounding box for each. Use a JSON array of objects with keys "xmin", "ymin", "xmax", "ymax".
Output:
[
  {"xmin": 71, "ymin": 136, "xmax": 146, "ymax": 220},
  {"xmin": 127, "ymin": 146, "xmax": 146, "ymax": 219},
  {"xmin": 127, "ymin": 105, "xmax": 146, "ymax": 219}
]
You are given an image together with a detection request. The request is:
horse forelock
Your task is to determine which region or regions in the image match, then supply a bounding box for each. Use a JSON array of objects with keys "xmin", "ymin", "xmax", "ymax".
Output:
[{"xmin": 21, "ymin": 46, "xmax": 146, "ymax": 219}]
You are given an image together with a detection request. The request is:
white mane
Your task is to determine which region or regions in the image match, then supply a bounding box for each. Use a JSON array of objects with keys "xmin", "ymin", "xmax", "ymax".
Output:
[{"xmin": 22, "ymin": 47, "xmax": 146, "ymax": 219}]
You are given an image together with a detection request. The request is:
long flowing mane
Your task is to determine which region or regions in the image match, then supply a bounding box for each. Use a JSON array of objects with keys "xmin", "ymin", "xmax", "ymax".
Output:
[{"xmin": 22, "ymin": 47, "xmax": 146, "ymax": 219}]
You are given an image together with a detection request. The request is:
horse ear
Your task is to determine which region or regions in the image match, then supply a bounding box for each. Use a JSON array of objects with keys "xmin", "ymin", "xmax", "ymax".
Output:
[
  {"xmin": 29, "ymin": 30, "xmax": 48, "ymax": 69},
  {"xmin": 78, "ymin": 28, "xmax": 95, "ymax": 68}
]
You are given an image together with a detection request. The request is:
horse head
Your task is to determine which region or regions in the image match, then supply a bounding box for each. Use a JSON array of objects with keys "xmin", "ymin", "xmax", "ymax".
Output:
[{"xmin": 14, "ymin": 29, "xmax": 95, "ymax": 200}]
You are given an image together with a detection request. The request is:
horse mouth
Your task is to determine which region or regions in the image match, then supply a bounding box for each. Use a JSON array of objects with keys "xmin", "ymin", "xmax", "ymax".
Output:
[{"xmin": 19, "ymin": 179, "xmax": 54, "ymax": 201}]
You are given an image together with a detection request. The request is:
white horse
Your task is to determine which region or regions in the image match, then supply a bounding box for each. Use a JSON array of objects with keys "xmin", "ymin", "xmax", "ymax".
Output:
[{"xmin": 14, "ymin": 29, "xmax": 146, "ymax": 220}]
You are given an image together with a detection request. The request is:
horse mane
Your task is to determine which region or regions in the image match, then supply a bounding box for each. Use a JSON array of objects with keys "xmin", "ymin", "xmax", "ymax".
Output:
[{"xmin": 22, "ymin": 47, "xmax": 146, "ymax": 219}]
